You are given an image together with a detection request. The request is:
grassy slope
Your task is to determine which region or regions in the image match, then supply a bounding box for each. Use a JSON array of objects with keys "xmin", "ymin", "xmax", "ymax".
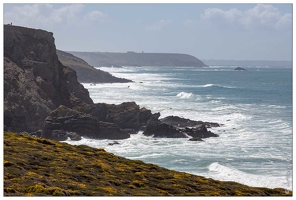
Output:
[
  {"xmin": 4, "ymin": 132, "xmax": 291, "ymax": 196},
  {"xmin": 57, "ymin": 50, "xmax": 95, "ymax": 70}
]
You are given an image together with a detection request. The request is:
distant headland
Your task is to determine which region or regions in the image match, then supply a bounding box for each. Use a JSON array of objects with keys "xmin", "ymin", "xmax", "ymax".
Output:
[{"xmin": 68, "ymin": 51, "xmax": 207, "ymax": 68}]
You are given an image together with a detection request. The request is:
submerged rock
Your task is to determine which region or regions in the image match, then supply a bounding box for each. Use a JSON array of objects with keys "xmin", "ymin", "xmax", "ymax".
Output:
[{"xmin": 108, "ymin": 141, "xmax": 120, "ymax": 145}]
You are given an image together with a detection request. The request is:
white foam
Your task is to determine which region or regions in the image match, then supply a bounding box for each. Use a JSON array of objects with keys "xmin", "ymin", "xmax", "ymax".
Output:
[
  {"xmin": 75, "ymin": 65, "xmax": 292, "ymax": 191},
  {"xmin": 203, "ymin": 84, "xmax": 216, "ymax": 87},
  {"xmin": 207, "ymin": 162, "xmax": 291, "ymax": 190},
  {"xmin": 176, "ymin": 92, "xmax": 194, "ymax": 99}
]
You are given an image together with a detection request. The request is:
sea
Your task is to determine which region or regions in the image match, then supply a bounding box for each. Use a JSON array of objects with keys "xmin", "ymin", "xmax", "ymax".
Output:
[{"xmin": 65, "ymin": 65, "xmax": 293, "ymax": 190}]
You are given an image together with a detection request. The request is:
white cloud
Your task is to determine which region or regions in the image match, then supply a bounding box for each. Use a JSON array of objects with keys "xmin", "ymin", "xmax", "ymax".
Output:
[
  {"xmin": 51, "ymin": 4, "xmax": 84, "ymax": 24},
  {"xmin": 145, "ymin": 19, "xmax": 171, "ymax": 31},
  {"xmin": 201, "ymin": 4, "xmax": 292, "ymax": 30},
  {"xmin": 84, "ymin": 10, "xmax": 108, "ymax": 22},
  {"xmin": 4, "ymin": 4, "xmax": 84, "ymax": 28}
]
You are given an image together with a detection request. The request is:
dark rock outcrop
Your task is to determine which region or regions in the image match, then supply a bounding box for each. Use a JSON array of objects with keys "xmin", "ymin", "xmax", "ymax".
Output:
[
  {"xmin": 160, "ymin": 116, "xmax": 220, "ymax": 128},
  {"xmin": 189, "ymin": 137, "xmax": 204, "ymax": 142},
  {"xmin": 143, "ymin": 115, "xmax": 187, "ymax": 138},
  {"xmin": 68, "ymin": 51, "xmax": 208, "ymax": 67},
  {"xmin": 143, "ymin": 115, "xmax": 219, "ymax": 138},
  {"xmin": 42, "ymin": 105, "xmax": 130, "ymax": 140},
  {"xmin": 161, "ymin": 116, "xmax": 219, "ymax": 138},
  {"xmin": 56, "ymin": 50, "xmax": 132, "ymax": 83},
  {"xmin": 234, "ymin": 67, "xmax": 246, "ymax": 71}
]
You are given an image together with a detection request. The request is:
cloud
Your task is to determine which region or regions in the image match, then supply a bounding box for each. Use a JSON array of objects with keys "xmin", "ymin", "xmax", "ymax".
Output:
[
  {"xmin": 84, "ymin": 10, "xmax": 108, "ymax": 22},
  {"xmin": 183, "ymin": 19, "xmax": 199, "ymax": 27},
  {"xmin": 4, "ymin": 4, "xmax": 84, "ymax": 28},
  {"xmin": 145, "ymin": 19, "xmax": 171, "ymax": 31},
  {"xmin": 201, "ymin": 4, "xmax": 292, "ymax": 30},
  {"xmin": 51, "ymin": 4, "xmax": 84, "ymax": 24}
]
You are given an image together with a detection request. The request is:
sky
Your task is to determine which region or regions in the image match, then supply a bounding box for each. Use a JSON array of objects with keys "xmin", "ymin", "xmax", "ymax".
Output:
[{"xmin": 2, "ymin": 2, "xmax": 293, "ymax": 61}]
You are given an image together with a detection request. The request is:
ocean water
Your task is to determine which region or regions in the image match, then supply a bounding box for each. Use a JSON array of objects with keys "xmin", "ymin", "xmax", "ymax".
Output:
[{"xmin": 65, "ymin": 65, "xmax": 292, "ymax": 190}]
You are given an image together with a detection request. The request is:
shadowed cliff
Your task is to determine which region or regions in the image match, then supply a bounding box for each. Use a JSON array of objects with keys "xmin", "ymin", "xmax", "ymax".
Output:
[
  {"xmin": 56, "ymin": 50, "xmax": 132, "ymax": 83},
  {"xmin": 4, "ymin": 25, "xmax": 93, "ymax": 132}
]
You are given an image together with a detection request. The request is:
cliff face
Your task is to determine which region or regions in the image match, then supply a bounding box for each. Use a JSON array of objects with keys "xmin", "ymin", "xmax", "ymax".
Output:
[
  {"xmin": 56, "ymin": 50, "xmax": 132, "ymax": 83},
  {"xmin": 4, "ymin": 25, "xmax": 93, "ymax": 132},
  {"xmin": 4, "ymin": 25, "xmax": 153, "ymax": 140},
  {"xmin": 68, "ymin": 51, "xmax": 208, "ymax": 67}
]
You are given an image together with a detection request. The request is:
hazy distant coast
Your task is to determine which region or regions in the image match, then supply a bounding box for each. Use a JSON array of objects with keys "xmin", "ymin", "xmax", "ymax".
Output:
[
  {"xmin": 202, "ymin": 59, "xmax": 292, "ymax": 68},
  {"xmin": 68, "ymin": 51, "xmax": 207, "ymax": 68}
]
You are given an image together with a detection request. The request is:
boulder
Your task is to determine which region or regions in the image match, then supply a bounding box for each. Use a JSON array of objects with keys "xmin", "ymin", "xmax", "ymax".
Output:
[
  {"xmin": 42, "ymin": 105, "xmax": 130, "ymax": 141},
  {"xmin": 160, "ymin": 116, "xmax": 219, "ymax": 138},
  {"xmin": 87, "ymin": 102, "xmax": 152, "ymax": 131},
  {"xmin": 143, "ymin": 115, "xmax": 187, "ymax": 138}
]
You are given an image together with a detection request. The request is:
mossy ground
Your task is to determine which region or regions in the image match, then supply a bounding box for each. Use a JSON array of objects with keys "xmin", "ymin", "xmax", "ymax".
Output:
[{"xmin": 4, "ymin": 132, "xmax": 291, "ymax": 196}]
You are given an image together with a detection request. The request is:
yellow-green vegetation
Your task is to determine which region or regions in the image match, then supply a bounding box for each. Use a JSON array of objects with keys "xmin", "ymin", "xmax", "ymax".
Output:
[{"xmin": 4, "ymin": 132, "xmax": 291, "ymax": 196}]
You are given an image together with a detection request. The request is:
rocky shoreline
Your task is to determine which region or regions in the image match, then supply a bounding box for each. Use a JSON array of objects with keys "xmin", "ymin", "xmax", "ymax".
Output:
[{"xmin": 4, "ymin": 24, "xmax": 220, "ymax": 142}]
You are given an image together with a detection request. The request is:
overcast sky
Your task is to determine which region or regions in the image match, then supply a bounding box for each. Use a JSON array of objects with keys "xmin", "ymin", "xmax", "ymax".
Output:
[{"xmin": 3, "ymin": 2, "xmax": 293, "ymax": 61}]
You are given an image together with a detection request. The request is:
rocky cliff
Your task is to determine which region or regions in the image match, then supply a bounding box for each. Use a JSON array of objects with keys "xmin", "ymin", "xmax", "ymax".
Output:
[
  {"xmin": 4, "ymin": 25, "xmax": 93, "ymax": 132},
  {"xmin": 4, "ymin": 25, "xmax": 155, "ymax": 140},
  {"xmin": 68, "ymin": 51, "xmax": 207, "ymax": 67},
  {"xmin": 56, "ymin": 50, "xmax": 132, "ymax": 83}
]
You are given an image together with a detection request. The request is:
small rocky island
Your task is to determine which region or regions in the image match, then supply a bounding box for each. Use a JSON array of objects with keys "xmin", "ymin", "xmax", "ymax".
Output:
[{"xmin": 234, "ymin": 67, "xmax": 246, "ymax": 71}]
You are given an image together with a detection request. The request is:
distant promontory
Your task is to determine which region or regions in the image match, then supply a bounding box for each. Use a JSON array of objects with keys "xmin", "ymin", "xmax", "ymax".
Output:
[{"xmin": 68, "ymin": 51, "xmax": 207, "ymax": 67}]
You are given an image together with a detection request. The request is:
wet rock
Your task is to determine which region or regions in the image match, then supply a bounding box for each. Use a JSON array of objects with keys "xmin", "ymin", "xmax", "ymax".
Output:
[
  {"xmin": 160, "ymin": 116, "xmax": 219, "ymax": 138},
  {"xmin": 160, "ymin": 115, "xmax": 220, "ymax": 128},
  {"xmin": 189, "ymin": 137, "xmax": 204, "ymax": 142},
  {"xmin": 108, "ymin": 141, "xmax": 120, "ymax": 146},
  {"xmin": 143, "ymin": 116, "xmax": 187, "ymax": 138}
]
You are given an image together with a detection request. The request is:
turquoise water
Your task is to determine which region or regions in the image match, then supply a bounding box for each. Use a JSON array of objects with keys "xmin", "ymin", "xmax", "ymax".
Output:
[{"xmin": 65, "ymin": 65, "xmax": 292, "ymax": 190}]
